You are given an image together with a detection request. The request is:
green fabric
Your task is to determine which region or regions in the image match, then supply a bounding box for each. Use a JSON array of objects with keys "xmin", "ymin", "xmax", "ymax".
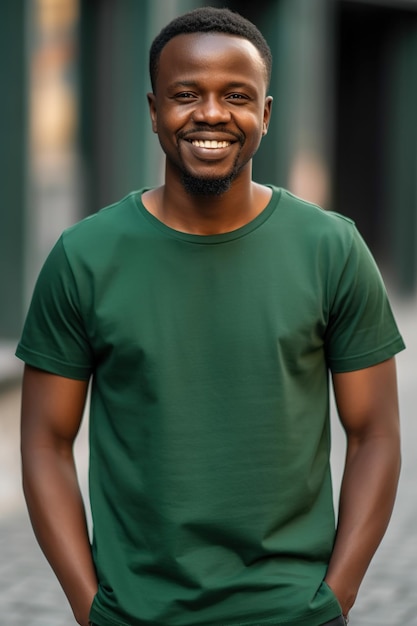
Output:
[{"xmin": 16, "ymin": 187, "xmax": 405, "ymax": 626}]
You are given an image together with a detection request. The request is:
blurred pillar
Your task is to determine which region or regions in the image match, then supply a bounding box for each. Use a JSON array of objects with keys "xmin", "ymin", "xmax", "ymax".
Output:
[
  {"xmin": 273, "ymin": 0, "xmax": 334, "ymax": 208},
  {"xmin": 25, "ymin": 0, "xmax": 82, "ymax": 306},
  {"xmin": 0, "ymin": 1, "xmax": 26, "ymax": 338},
  {"xmin": 385, "ymin": 21, "xmax": 417, "ymax": 293},
  {"xmin": 334, "ymin": 1, "xmax": 417, "ymax": 294}
]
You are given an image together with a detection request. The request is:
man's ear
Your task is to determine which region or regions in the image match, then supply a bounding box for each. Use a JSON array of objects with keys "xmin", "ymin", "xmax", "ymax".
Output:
[
  {"xmin": 262, "ymin": 96, "xmax": 273, "ymax": 136},
  {"xmin": 147, "ymin": 93, "xmax": 158, "ymax": 133}
]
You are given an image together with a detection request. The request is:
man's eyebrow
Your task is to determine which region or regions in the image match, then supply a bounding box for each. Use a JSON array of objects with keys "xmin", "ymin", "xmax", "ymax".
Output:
[
  {"xmin": 168, "ymin": 80, "xmax": 199, "ymax": 89},
  {"xmin": 168, "ymin": 80, "xmax": 255, "ymax": 90}
]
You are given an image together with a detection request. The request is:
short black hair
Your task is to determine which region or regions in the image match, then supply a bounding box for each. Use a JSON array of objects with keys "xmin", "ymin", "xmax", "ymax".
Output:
[{"xmin": 149, "ymin": 6, "xmax": 272, "ymax": 92}]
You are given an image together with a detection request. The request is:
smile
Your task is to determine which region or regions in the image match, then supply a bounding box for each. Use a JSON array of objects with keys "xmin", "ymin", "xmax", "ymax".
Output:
[{"xmin": 189, "ymin": 140, "xmax": 231, "ymax": 149}]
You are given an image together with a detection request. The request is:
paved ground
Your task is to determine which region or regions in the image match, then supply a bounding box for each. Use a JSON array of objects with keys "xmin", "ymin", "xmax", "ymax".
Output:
[{"xmin": 0, "ymin": 296, "xmax": 416, "ymax": 625}]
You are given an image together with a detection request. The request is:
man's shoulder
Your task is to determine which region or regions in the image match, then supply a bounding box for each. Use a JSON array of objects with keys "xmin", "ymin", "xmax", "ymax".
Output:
[
  {"xmin": 272, "ymin": 188, "xmax": 356, "ymax": 248},
  {"xmin": 59, "ymin": 190, "xmax": 152, "ymax": 258},
  {"xmin": 279, "ymin": 188, "xmax": 353, "ymax": 226},
  {"xmin": 66, "ymin": 190, "xmax": 142, "ymax": 237}
]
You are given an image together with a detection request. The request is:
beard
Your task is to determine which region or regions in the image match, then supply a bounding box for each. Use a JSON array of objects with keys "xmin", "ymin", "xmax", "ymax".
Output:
[
  {"xmin": 180, "ymin": 153, "xmax": 244, "ymax": 197},
  {"xmin": 177, "ymin": 126, "xmax": 245, "ymax": 196},
  {"xmin": 181, "ymin": 171, "xmax": 235, "ymax": 196}
]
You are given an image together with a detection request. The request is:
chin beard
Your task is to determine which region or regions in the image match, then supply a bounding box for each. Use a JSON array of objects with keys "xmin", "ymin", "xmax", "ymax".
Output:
[{"xmin": 181, "ymin": 172, "xmax": 234, "ymax": 196}]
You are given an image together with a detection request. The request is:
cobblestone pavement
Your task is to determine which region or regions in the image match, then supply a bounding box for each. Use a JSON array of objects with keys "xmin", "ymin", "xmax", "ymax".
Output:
[{"xmin": 0, "ymin": 297, "xmax": 416, "ymax": 625}]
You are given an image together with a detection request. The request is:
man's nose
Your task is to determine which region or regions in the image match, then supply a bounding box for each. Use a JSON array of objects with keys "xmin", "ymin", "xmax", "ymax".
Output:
[{"xmin": 192, "ymin": 95, "xmax": 231, "ymax": 124}]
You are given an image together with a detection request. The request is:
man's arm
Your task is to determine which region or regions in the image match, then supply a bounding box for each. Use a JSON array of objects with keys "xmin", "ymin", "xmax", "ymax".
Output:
[
  {"xmin": 21, "ymin": 365, "xmax": 98, "ymax": 626},
  {"xmin": 325, "ymin": 357, "xmax": 401, "ymax": 618}
]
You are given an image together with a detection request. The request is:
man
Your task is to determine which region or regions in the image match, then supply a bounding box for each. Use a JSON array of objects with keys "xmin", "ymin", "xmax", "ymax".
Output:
[{"xmin": 17, "ymin": 7, "xmax": 404, "ymax": 626}]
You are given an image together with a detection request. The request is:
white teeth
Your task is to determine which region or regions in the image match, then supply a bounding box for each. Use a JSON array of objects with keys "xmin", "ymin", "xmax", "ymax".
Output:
[{"xmin": 191, "ymin": 140, "xmax": 230, "ymax": 148}]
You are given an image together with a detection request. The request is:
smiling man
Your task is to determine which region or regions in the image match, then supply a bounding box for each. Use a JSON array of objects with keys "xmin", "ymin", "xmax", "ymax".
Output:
[
  {"xmin": 17, "ymin": 7, "xmax": 404, "ymax": 626},
  {"xmin": 147, "ymin": 28, "xmax": 271, "ymax": 203}
]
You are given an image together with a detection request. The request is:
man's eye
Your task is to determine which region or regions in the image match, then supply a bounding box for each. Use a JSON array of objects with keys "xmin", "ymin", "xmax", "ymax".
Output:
[
  {"xmin": 176, "ymin": 92, "xmax": 195, "ymax": 99},
  {"xmin": 227, "ymin": 93, "xmax": 248, "ymax": 101}
]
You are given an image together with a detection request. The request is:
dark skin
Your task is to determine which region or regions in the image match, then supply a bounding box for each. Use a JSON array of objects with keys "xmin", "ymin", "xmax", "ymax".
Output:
[
  {"xmin": 327, "ymin": 358, "xmax": 401, "ymax": 615},
  {"xmin": 144, "ymin": 33, "xmax": 273, "ymax": 234},
  {"xmin": 21, "ymin": 32, "xmax": 401, "ymax": 625},
  {"xmin": 21, "ymin": 368, "xmax": 96, "ymax": 626}
]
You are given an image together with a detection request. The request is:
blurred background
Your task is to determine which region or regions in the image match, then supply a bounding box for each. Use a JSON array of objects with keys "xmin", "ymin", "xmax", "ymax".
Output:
[
  {"xmin": 1, "ymin": 0, "xmax": 417, "ymax": 350},
  {"xmin": 0, "ymin": 0, "xmax": 416, "ymax": 624}
]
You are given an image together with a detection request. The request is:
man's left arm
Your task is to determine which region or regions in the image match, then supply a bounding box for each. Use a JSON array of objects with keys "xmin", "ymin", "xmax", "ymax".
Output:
[{"xmin": 325, "ymin": 357, "xmax": 401, "ymax": 618}]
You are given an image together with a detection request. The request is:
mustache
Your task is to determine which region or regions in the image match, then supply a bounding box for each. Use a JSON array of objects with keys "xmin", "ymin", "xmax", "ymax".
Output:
[{"xmin": 178, "ymin": 126, "xmax": 244, "ymax": 144}]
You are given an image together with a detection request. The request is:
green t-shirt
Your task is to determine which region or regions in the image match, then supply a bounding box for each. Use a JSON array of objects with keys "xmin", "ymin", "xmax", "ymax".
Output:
[{"xmin": 16, "ymin": 187, "xmax": 405, "ymax": 626}]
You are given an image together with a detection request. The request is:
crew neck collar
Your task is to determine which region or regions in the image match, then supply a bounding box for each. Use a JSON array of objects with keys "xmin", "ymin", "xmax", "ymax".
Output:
[{"xmin": 135, "ymin": 186, "xmax": 281, "ymax": 244}]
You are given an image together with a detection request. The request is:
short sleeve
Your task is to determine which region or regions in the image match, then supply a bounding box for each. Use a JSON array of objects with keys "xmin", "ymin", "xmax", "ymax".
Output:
[
  {"xmin": 325, "ymin": 226, "xmax": 405, "ymax": 372},
  {"xmin": 16, "ymin": 236, "xmax": 93, "ymax": 380}
]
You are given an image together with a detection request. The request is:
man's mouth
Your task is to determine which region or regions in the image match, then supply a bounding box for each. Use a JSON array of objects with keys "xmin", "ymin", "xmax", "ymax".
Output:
[{"xmin": 189, "ymin": 139, "xmax": 231, "ymax": 149}]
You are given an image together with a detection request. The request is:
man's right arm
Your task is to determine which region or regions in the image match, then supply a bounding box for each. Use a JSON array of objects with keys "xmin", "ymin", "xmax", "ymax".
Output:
[{"xmin": 21, "ymin": 364, "xmax": 98, "ymax": 626}]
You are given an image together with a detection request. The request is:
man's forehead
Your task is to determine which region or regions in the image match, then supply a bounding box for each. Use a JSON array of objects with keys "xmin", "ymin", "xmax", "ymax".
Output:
[
  {"xmin": 162, "ymin": 32, "xmax": 262, "ymax": 59},
  {"xmin": 158, "ymin": 32, "xmax": 266, "ymax": 78}
]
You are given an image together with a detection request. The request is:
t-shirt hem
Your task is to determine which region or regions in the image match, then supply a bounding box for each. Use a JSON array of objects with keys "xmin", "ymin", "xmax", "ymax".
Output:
[
  {"xmin": 216, "ymin": 606, "xmax": 341, "ymax": 626},
  {"xmin": 90, "ymin": 602, "xmax": 341, "ymax": 626},
  {"xmin": 328, "ymin": 334, "xmax": 405, "ymax": 373},
  {"xmin": 89, "ymin": 603, "xmax": 131, "ymax": 626},
  {"xmin": 15, "ymin": 343, "xmax": 91, "ymax": 380}
]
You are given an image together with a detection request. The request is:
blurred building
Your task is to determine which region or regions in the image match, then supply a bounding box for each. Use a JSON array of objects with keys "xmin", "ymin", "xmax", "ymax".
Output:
[{"xmin": 1, "ymin": 0, "xmax": 417, "ymax": 344}]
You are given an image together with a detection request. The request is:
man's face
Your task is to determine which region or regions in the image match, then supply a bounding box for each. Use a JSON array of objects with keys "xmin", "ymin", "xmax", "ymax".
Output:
[{"xmin": 148, "ymin": 32, "xmax": 272, "ymax": 195}]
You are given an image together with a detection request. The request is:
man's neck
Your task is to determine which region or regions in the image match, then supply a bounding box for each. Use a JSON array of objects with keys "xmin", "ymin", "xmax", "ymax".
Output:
[{"xmin": 142, "ymin": 178, "xmax": 272, "ymax": 236}]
